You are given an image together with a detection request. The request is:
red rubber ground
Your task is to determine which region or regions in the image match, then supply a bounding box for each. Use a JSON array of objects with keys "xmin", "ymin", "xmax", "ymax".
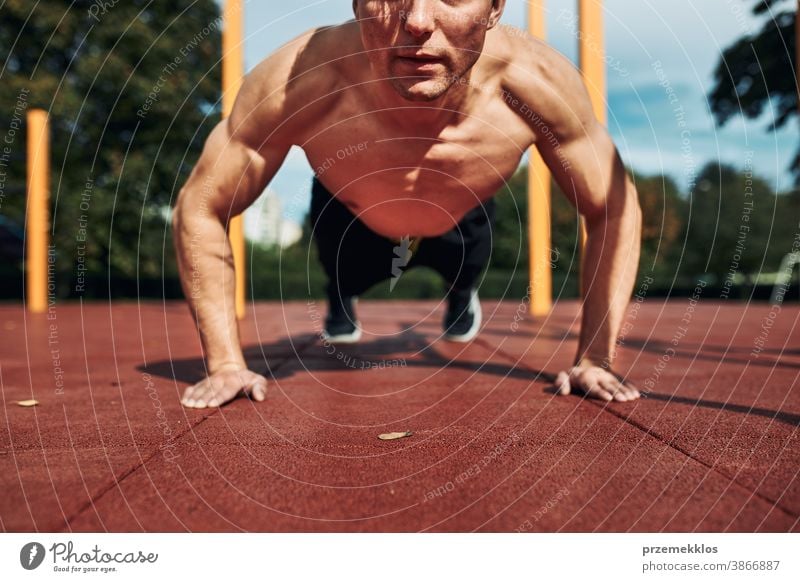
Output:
[{"xmin": 1, "ymin": 299, "xmax": 798, "ymax": 532}]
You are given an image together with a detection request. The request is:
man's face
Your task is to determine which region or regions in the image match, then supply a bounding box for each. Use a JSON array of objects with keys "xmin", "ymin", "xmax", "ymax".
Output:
[{"xmin": 354, "ymin": 0, "xmax": 504, "ymax": 101}]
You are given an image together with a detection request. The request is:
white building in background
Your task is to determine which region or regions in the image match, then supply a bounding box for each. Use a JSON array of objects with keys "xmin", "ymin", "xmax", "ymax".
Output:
[{"xmin": 244, "ymin": 188, "xmax": 303, "ymax": 248}]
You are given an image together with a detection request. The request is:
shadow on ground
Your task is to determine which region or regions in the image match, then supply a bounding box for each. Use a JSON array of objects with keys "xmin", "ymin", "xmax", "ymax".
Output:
[{"xmin": 138, "ymin": 329, "xmax": 798, "ymax": 428}]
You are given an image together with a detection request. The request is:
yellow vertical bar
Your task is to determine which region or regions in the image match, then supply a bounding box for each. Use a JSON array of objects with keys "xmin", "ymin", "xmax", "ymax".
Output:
[
  {"xmin": 578, "ymin": 0, "xmax": 607, "ymax": 125},
  {"xmin": 26, "ymin": 109, "xmax": 50, "ymax": 314},
  {"xmin": 223, "ymin": 0, "xmax": 246, "ymax": 319},
  {"xmin": 578, "ymin": 0, "xmax": 605, "ymax": 288},
  {"xmin": 527, "ymin": 0, "xmax": 552, "ymax": 316}
]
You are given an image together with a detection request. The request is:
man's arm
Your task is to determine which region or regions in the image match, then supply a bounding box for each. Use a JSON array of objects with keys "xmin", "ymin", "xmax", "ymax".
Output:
[
  {"xmin": 172, "ymin": 106, "xmax": 291, "ymax": 408},
  {"xmin": 549, "ymin": 120, "xmax": 642, "ymax": 401},
  {"xmin": 173, "ymin": 117, "xmax": 290, "ymax": 366},
  {"xmin": 505, "ymin": 37, "xmax": 643, "ymax": 401},
  {"xmin": 172, "ymin": 25, "xmax": 340, "ymax": 408}
]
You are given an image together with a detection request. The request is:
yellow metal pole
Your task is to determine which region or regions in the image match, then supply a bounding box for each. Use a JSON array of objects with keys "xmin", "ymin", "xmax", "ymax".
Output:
[
  {"xmin": 26, "ymin": 109, "xmax": 50, "ymax": 313},
  {"xmin": 223, "ymin": 0, "xmax": 246, "ymax": 319},
  {"xmin": 578, "ymin": 0, "xmax": 606, "ymax": 291},
  {"xmin": 527, "ymin": 0, "xmax": 552, "ymax": 316},
  {"xmin": 578, "ymin": 0, "xmax": 607, "ymax": 125}
]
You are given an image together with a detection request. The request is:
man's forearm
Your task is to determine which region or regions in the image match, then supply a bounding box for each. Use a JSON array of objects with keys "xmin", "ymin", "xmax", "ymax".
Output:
[
  {"xmin": 173, "ymin": 203, "xmax": 245, "ymax": 372},
  {"xmin": 575, "ymin": 191, "xmax": 642, "ymax": 369}
]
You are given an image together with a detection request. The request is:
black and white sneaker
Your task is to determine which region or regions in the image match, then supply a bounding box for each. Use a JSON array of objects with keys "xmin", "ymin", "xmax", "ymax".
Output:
[
  {"xmin": 443, "ymin": 288, "xmax": 482, "ymax": 342},
  {"xmin": 322, "ymin": 295, "xmax": 362, "ymax": 343}
]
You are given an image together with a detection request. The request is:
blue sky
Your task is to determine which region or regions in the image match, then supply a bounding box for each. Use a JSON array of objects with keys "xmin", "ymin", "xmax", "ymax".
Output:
[{"xmin": 227, "ymin": 0, "xmax": 797, "ymax": 223}]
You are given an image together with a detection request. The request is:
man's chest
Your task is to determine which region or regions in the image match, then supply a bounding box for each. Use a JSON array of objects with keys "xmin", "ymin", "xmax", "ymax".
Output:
[{"xmin": 300, "ymin": 102, "xmax": 531, "ymax": 236}]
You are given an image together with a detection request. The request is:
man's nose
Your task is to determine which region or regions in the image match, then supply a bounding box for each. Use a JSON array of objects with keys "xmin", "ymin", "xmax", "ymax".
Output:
[{"xmin": 403, "ymin": 0, "xmax": 436, "ymax": 37}]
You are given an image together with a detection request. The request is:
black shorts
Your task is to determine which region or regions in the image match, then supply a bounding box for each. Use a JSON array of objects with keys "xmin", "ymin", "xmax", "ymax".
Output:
[{"xmin": 309, "ymin": 176, "xmax": 495, "ymax": 298}]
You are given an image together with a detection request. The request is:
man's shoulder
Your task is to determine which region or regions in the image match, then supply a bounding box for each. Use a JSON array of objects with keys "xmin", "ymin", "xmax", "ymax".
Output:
[
  {"xmin": 229, "ymin": 21, "xmax": 360, "ymax": 147},
  {"xmin": 276, "ymin": 20, "xmax": 362, "ymax": 80},
  {"xmin": 489, "ymin": 26, "xmax": 577, "ymax": 100},
  {"xmin": 490, "ymin": 26, "xmax": 596, "ymax": 137}
]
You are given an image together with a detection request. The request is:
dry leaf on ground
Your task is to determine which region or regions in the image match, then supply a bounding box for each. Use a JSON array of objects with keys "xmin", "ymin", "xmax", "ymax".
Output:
[{"xmin": 378, "ymin": 431, "xmax": 413, "ymax": 441}]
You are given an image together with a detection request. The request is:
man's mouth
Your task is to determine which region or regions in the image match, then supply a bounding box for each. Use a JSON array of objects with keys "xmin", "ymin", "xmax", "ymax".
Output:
[{"xmin": 396, "ymin": 54, "xmax": 444, "ymax": 69}]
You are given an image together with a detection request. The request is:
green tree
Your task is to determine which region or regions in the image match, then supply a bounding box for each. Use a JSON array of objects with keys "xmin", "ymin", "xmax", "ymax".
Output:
[
  {"xmin": 679, "ymin": 161, "xmax": 791, "ymax": 290},
  {"xmin": 491, "ymin": 167, "xmax": 529, "ymax": 272},
  {"xmin": 0, "ymin": 0, "xmax": 221, "ymax": 297},
  {"xmin": 630, "ymin": 171, "xmax": 684, "ymax": 281},
  {"xmin": 491, "ymin": 166, "xmax": 584, "ymax": 297},
  {"xmin": 709, "ymin": 0, "xmax": 798, "ymax": 182}
]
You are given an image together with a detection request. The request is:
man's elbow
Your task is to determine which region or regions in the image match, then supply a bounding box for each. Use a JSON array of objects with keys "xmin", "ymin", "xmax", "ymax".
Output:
[
  {"xmin": 171, "ymin": 196, "xmax": 184, "ymax": 239},
  {"xmin": 620, "ymin": 186, "xmax": 643, "ymax": 253},
  {"xmin": 171, "ymin": 194, "xmax": 195, "ymax": 247},
  {"xmin": 626, "ymin": 183, "xmax": 643, "ymax": 234},
  {"xmin": 584, "ymin": 182, "xmax": 641, "ymax": 234}
]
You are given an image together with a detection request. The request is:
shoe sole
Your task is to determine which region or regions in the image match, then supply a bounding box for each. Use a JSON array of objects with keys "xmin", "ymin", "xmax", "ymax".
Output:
[
  {"xmin": 322, "ymin": 329, "xmax": 361, "ymax": 344},
  {"xmin": 443, "ymin": 290, "xmax": 482, "ymax": 343},
  {"xmin": 321, "ymin": 297, "xmax": 361, "ymax": 343},
  {"xmin": 321, "ymin": 325, "xmax": 362, "ymax": 344}
]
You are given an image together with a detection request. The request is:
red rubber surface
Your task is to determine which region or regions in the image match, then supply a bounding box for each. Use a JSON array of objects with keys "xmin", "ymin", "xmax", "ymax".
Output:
[{"xmin": 1, "ymin": 300, "xmax": 798, "ymax": 532}]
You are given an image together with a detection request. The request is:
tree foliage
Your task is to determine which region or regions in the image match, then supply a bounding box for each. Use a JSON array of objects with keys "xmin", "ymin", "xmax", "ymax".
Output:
[
  {"xmin": 679, "ymin": 162, "xmax": 800, "ymax": 285},
  {"xmin": 709, "ymin": 0, "xmax": 798, "ymax": 181},
  {"xmin": 0, "ymin": 0, "xmax": 221, "ymax": 295}
]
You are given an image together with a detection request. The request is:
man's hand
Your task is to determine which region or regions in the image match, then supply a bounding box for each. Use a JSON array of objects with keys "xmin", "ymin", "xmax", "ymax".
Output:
[
  {"xmin": 181, "ymin": 366, "xmax": 268, "ymax": 409},
  {"xmin": 555, "ymin": 363, "xmax": 640, "ymax": 402}
]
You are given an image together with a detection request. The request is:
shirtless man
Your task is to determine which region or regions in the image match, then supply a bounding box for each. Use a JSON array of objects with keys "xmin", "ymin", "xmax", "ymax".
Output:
[{"xmin": 172, "ymin": 0, "xmax": 643, "ymax": 409}]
